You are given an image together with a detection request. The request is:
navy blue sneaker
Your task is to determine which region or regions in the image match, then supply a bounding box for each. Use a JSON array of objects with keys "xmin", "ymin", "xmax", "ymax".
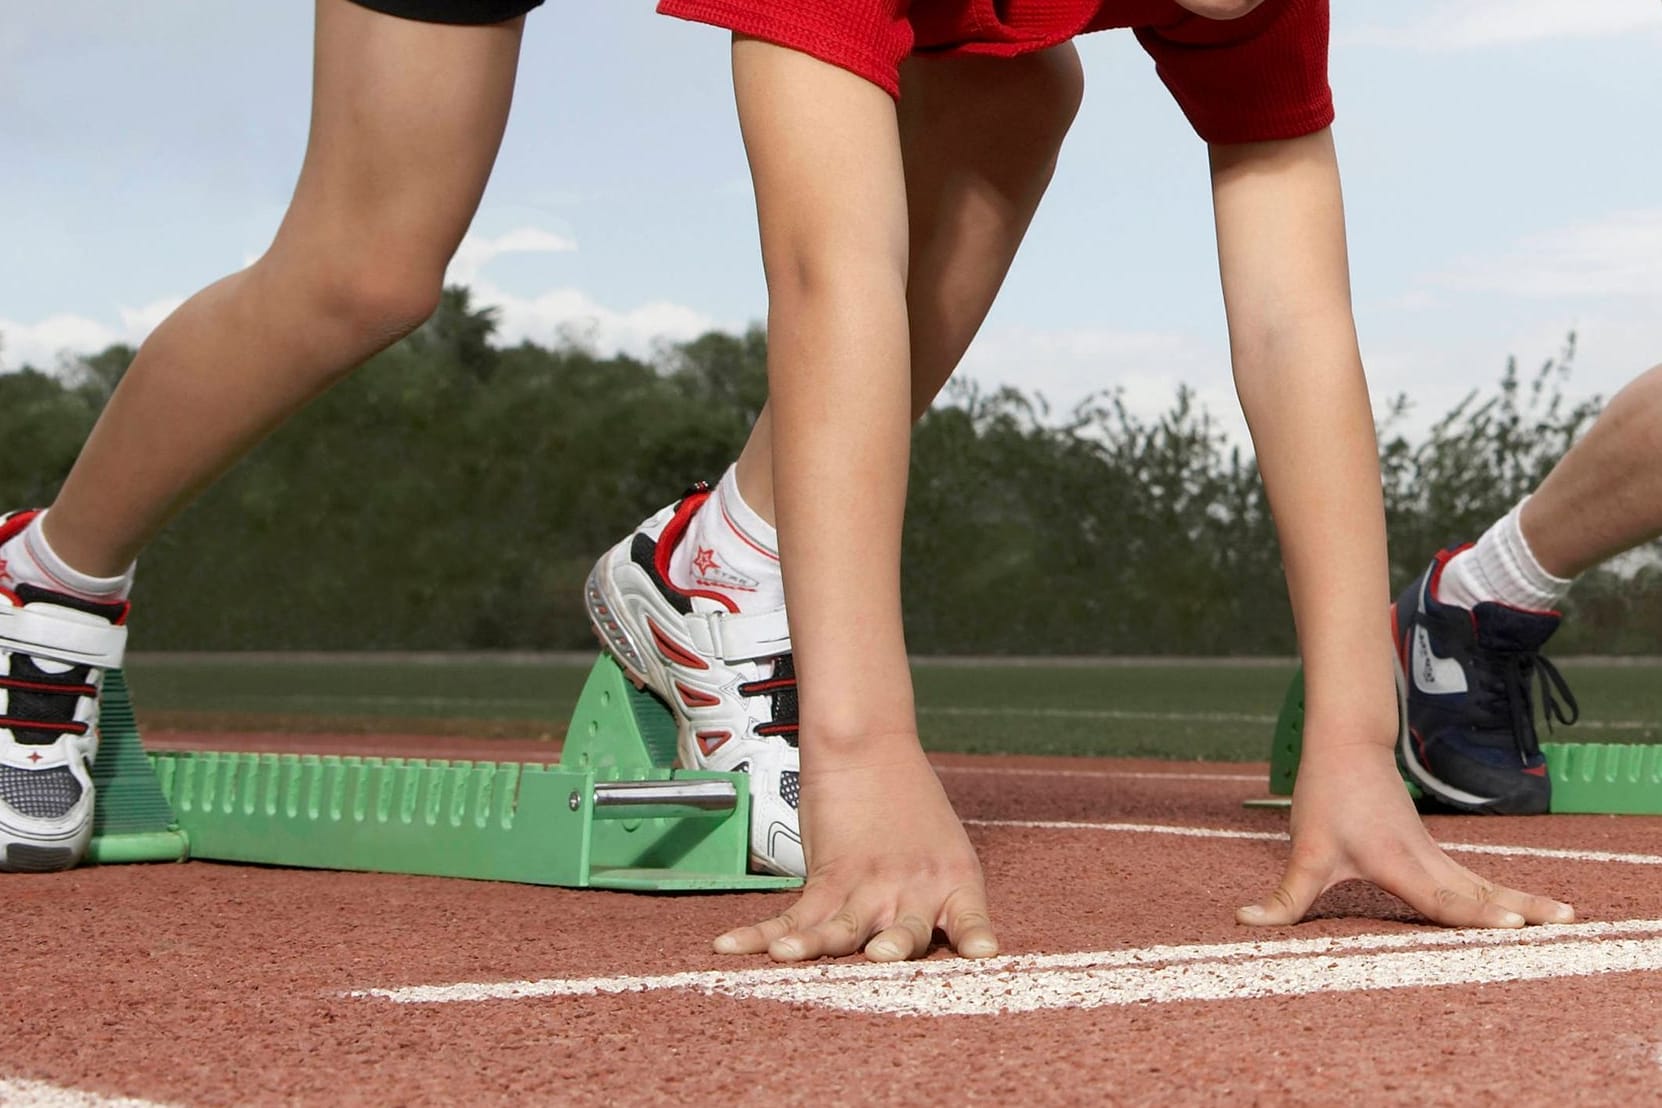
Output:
[{"xmin": 1391, "ymin": 545, "xmax": 1578, "ymax": 815}]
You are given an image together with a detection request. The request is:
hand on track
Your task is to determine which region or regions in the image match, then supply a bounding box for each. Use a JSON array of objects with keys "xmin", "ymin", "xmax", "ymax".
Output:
[
  {"xmin": 714, "ymin": 743, "xmax": 997, "ymax": 962},
  {"xmin": 1239, "ymin": 742, "xmax": 1576, "ymax": 928}
]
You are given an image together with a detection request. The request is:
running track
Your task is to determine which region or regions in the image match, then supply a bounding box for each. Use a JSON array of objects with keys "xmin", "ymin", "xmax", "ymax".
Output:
[{"xmin": 6, "ymin": 736, "xmax": 1662, "ymax": 1106}]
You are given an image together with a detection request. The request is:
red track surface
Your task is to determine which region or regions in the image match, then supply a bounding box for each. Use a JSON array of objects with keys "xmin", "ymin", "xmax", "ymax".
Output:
[{"xmin": 7, "ymin": 734, "xmax": 1662, "ymax": 1106}]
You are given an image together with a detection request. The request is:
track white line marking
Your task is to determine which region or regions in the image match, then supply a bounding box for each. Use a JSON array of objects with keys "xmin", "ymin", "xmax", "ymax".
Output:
[
  {"xmin": 349, "ymin": 917, "xmax": 1662, "ymax": 1017},
  {"xmin": 935, "ymin": 766, "xmax": 1262, "ymax": 783},
  {"xmin": 922, "ymin": 705, "xmax": 1657, "ymax": 732},
  {"xmin": 967, "ymin": 818, "xmax": 1662, "ymax": 865},
  {"xmin": 919, "ymin": 705, "xmax": 1277, "ymax": 725},
  {"xmin": 0, "ymin": 1079, "xmax": 176, "ymax": 1108},
  {"xmin": 735, "ymin": 936, "xmax": 1662, "ymax": 1015},
  {"xmin": 970, "ymin": 818, "xmax": 1281, "ymax": 842}
]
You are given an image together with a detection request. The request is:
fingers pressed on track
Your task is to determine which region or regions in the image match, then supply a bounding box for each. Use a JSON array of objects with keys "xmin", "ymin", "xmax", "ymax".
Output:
[
  {"xmin": 713, "ymin": 906, "xmax": 807, "ymax": 956},
  {"xmin": 1441, "ymin": 860, "xmax": 1575, "ymax": 925},
  {"xmin": 771, "ymin": 903, "xmax": 876, "ymax": 962},
  {"xmin": 1419, "ymin": 883, "xmax": 1527, "ymax": 929},
  {"xmin": 1237, "ymin": 855, "xmax": 1330, "ymax": 927},
  {"xmin": 865, "ymin": 910, "xmax": 934, "ymax": 962},
  {"xmin": 940, "ymin": 885, "xmax": 999, "ymax": 959}
]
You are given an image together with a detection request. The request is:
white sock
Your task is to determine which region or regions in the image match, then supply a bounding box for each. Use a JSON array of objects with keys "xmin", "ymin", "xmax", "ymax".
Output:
[
  {"xmin": 1437, "ymin": 498, "xmax": 1571, "ymax": 612},
  {"xmin": 668, "ymin": 466, "xmax": 784, "ymax": 612},
  {"xmin": 0, "ymin": 511, "xmax": 134, "ymax": 602}
]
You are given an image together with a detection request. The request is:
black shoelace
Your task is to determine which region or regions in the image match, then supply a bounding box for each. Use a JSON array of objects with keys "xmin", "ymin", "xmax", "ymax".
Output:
[
  {"xmin": 738, "ymin": 653, "xmax": 799, "ymax": 746},
  {"xmin": 1475, "ymin": 647, "xmax": 1579, "ymax": 764},
  {"xmin": 0, "ymin": 668, "xmax": 96, "ymax": 745}
]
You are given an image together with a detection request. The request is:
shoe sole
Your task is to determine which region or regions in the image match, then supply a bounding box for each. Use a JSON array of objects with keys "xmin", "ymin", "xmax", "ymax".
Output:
[
  {"xmin": 0, "ymin": 805, "xmax": 90, "ymax": 873},
  {"xmin": 584, "ymin": 562, "xmax": 651, "ymax": 692},
  {"xmin": 0, "ymin": 843, "xmax": 78, "ymax": 872}
]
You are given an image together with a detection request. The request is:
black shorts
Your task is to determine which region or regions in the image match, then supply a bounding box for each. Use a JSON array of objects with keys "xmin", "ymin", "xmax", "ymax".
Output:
[{"xmin": 349, "ymin": 0, "xmax": 543, "ymax": 24}]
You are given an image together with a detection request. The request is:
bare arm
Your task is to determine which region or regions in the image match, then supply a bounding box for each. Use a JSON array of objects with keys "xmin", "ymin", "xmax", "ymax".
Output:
[
  {"xmin": 1213, "ymin": 130, "xmax": 1572, "ymax": 928},
  {"xmin": 714, "ymin": 38, "xmax": 996, "ymax": 962}
]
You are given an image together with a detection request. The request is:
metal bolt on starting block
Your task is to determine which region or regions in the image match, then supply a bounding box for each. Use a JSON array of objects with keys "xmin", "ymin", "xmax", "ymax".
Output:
[
  {"xmin": 88, "ymin": 656, "xmax": 801, "ymax": 891},
  {"xmin": 1259, "ymin": 667, "xmax": 1662, "ymax": 815}
]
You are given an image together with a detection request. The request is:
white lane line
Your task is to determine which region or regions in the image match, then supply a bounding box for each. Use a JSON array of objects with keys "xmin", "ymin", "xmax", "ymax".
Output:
[
  {"xmin": 967, "ymin": 818, "xmax": 1662, "ymax": 866},
  {"xmin": 935, "ymin": 766, "xmax": 1263, "ymax": 783},
  {"xmin": 919, "ymin": 705, "xmax": 1276, "ymax": 725},
  {"xmin": 1438, "ymin": 841, "xmax": 1662, "ymax": 865},
  {"xmin": 969, "ymin": 818, "xmax": 1280, "ymax": 842},
  {"xmin": 0, "ymin": 1079, "xmax": 176, "ymax": 1108},
  {"xmin": 739, "ymin": 935, "xmax": 1662, "ymax": 1016},
  {"xmin": 921, "ymin": 705, "xmax": 1659, "ymax": 732},
  {"xmin": 198, "ymin": 694, "xmax": 553, "ymax": 710},
  {"xmin": 348, "ymin": 917, "xmax": 1662, "ymax": 1017}
]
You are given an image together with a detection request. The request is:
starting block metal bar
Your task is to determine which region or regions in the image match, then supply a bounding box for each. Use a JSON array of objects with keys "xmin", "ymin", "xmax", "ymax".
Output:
[
  {"xmin": 1267, "ymin": 668, "xmax": 1662, "ymax": 814},
  {"xmin": 592, "ymin": 778, "xmax": 737, "ymax": 817},
  {"xmin": 88, "ymin": 656, "xmax": 801, "ymax": 891}
]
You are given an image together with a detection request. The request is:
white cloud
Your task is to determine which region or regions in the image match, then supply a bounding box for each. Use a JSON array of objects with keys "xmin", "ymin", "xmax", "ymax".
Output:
[
  {"xmin": 0, "ymin": 297, "xmax": 182, "ymax": 373},
  {"xmin": 468, "ymin": 281, "xmax": 721, "ymax": 360},
  {"xmin": 447, "ymin": 226, "xmax": 577, "ymax": 285},
  {"xmin": 118, "ymin": 296, "xmax": 185, "ymax": 335},
  {"xmin": 954, "ymin": 324, "xmax": 1247, "ymax": 441},
  {"xmin": 1343, "ymin": 0, "xmax": 1662, "ymax": 49},
  {"xmin": 1359, "ymin": 312, "xmax": 1661, "ymax": 446},
  {"xmin": 0, "ymin": 281, "xmax": 718, "ymax": 376},
  {"xmin": 1431, "ymin": 209, "xmax": 1662, "ymax": 300}
]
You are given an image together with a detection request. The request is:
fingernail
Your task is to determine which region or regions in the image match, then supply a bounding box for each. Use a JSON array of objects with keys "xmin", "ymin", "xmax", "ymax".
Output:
[
  {"xmin": 1553, "ymin": 903, "xmax": 1576, "ymax": 924},
  {"xmin": 962, "ymin": 938, "xmax": 998, "ymax": 959},
  {"xmin": 1500, "ymin": 911, "xmax": 1525, "ymax": 927},
  {"xmin": 772, "ymin": 938, "xmax": 804, "ymax": 960},
  {"xmin": 870, "ymin": 940, "xmax": 903, "ymax": 961},
  {"xmin": 1237, "ymin": 905, "xmax": 1266, "ymax": 921},
  {"xmin": 713, "ymin": 935, "xmax": 739, "ymax": 954}
]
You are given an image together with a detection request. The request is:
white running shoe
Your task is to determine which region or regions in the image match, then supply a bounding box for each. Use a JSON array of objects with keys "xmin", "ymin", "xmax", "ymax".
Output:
[
  {"xmin": 585, "ymin": 485, "xmax": 803, "ymax": 876},
  {"xmin": 0, "ymin": 510, "xmax": 130, "ymax": 873}
]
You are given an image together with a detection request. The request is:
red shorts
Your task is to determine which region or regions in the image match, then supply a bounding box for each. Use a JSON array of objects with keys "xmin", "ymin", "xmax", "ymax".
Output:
[{"xmin": 657, "ymin": 0, "xmax": 1333, "ymax": 144}]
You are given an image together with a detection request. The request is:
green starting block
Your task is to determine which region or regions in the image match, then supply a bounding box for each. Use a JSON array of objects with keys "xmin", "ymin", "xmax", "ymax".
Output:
[
  {"xmin": 1269, "ymin": 668, "xmax": 1662, "ymax": 814},
  {"xmin": 90, "ymin": 656, "xmax": 800, "ymax": 892}
]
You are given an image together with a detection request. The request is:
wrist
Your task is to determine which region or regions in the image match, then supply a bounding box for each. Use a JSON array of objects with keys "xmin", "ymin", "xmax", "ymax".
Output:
[{"xmin": 798, "ymin": 728, "xmax": 928, "ymax": 775}]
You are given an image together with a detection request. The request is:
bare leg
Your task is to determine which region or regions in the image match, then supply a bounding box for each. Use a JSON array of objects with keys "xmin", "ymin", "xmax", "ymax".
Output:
[
  {"xmin": 44, "ymin": 0, "xmax": 525, "ymax": 575},
  {"xmin": 732, "ymin": 45, "xmax": 1084, "ymax": 522},
  {"xmin": 1520, "ymin": 363, "xmax": 1662, "ymax": 578}
]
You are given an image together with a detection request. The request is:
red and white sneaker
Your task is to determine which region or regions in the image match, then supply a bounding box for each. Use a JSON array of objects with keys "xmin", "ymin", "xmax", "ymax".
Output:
[
  {"xmin": 0, "ymin": 510, "xmax": 130, "ymax": 872},
  {"xmin": 585, "ymin": 485, "xmax": 802, "ymax": 876}
]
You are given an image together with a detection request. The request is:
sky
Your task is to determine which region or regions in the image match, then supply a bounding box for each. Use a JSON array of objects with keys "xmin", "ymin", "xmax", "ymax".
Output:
[{"xmin": 3, "ymin": 1, "xmax": 1660, "ymax": 443}]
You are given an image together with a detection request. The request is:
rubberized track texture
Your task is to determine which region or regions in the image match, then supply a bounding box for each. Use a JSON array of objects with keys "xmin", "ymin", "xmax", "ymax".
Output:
[{"xmin": 7, "ymin": 735, "xmax": 1662, "ymax": 1106}]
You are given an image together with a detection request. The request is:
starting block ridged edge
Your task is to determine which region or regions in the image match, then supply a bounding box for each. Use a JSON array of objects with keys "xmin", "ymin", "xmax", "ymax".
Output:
[
  {"xmin": 87, "ymin": 657, "xmax": 801, "ymax": 891},
  {"xmin": 87, "ymin": 668, "xmax": 189, "ymax": 864},
  {"xmin": 1267, "ymin": 668, "xmax": 1662, "ymax": 814}
]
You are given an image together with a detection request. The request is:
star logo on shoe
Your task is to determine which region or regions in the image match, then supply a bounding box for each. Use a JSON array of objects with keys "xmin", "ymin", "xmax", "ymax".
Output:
[
  {"xmin": 26, "ymin": 752, "xmax": 42, "ymax": 764},
  {"xmin": 691, "ymin": 547, "xmax": 720, "ymax": 576}
]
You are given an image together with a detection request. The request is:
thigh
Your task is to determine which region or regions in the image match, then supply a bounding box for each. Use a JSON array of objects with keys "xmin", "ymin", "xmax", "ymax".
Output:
[
  {"xmin": 273, "ymin": 0, "xmax": 529, "ymax": 272},
  {"xmin": 347, "ymin": 0, "xmax": 543, "ymax": 24}
]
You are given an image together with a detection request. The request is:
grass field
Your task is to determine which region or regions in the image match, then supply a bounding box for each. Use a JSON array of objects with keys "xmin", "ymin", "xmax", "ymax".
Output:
[{"xmin": 119, "ymin": 654, "xmax": 1662, "ymax": 762}]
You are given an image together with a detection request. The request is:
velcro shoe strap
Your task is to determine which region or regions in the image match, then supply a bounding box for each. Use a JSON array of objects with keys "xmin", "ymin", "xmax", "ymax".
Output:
[
  {"xmin": 0, "ymin": 604, "xmax": 128, "ymax": 669},
  {"xmin": 684, "ymin": 608, "xmax": 791, "ymax": 663}
]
